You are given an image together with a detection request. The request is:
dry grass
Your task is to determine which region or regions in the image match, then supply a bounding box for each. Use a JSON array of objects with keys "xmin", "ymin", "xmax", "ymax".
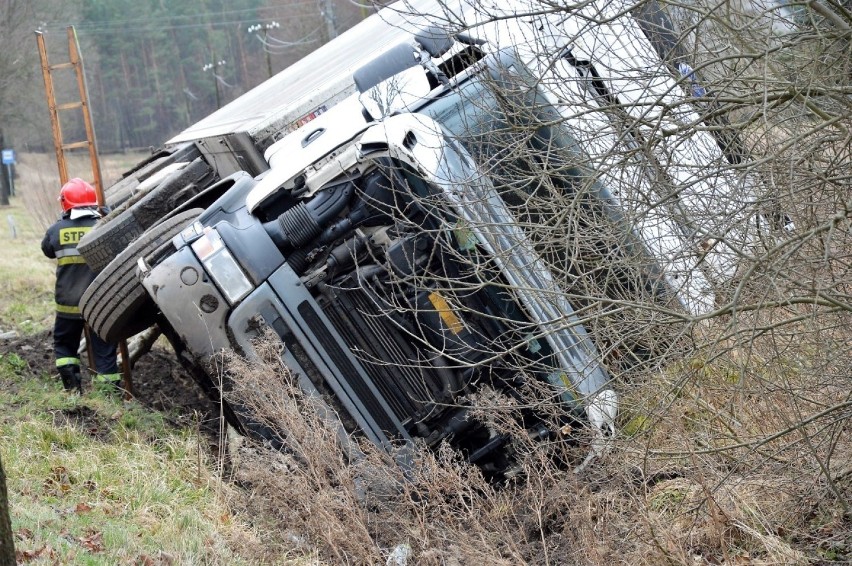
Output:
[
  {"xmin": 15, "ymin": 151, "xmax": 150, "ymax": 233},
  {"xmin": 0, "ymin": 198, "xmax": 56, "ymax": 334},
  {"xmin": 219, "ymin": 319, "xmax": 851, "ymax": 565}
]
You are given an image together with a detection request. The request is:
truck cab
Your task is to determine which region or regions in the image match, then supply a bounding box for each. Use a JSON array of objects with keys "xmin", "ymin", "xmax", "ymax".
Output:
[
  {"xmin": 79, "ymin": 0, "xmax": 784, "ymax": 474},
  {"xmin": 137, "ymin": 43, "xmax": 621, "ymax": 475}
]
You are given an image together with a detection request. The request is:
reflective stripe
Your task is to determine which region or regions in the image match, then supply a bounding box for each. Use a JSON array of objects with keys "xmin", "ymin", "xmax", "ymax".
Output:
[
  {"xmin": 55, "ymin": 303, "xmax": 81, "ymax": 314},
  {"xmin": 93, "ymin": 373, "xmax": 121, "ymax": 383},
  {"xmin": 56, "ymin": 357, "xmax": 80, "ymax": 368},
  {"xmin": 54, "ymin": 248, "xmax": 80, "ymax": 258},
  {"xmin": 57, "ymin": 256, "xmax": 86, "ymax": 265}
]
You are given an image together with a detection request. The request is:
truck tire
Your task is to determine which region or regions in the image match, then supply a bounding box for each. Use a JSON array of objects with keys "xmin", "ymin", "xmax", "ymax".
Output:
[
  {"xmin": 81, "ymin": 209, "xmax": 203, "ymax": 344},
  {"xmin": 103, "ymin": 143, "xmax": 202, "ymax": 207},
  {"xmin": 79, "ymin": 157, "xmax": 214, "ymax": 273}
]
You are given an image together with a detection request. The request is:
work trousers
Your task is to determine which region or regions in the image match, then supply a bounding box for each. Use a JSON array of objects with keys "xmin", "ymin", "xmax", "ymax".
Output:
[{"xmin": 53, "ymin": 316, "xmax": 119, "ymax": 376}]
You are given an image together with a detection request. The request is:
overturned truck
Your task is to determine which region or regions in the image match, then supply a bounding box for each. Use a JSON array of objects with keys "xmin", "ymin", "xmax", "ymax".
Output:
[{"xmin": 79, "ymin": 0, "xmax": 779, "ymax": 475}]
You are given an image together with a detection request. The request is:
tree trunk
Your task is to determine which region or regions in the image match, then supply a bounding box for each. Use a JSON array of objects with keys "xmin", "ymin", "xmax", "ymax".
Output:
[{"xmin": 0, "ymin": 453, "xmax": 15, "ymax": 566}]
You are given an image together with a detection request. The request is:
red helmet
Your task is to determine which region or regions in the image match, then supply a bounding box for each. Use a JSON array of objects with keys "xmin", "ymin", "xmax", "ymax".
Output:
[{"xmin": 59, "ymin": 178, "xmax": 98, "ymax": 212}]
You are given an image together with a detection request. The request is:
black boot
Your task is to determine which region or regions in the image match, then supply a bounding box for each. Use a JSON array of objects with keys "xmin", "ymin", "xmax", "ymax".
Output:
[
  {"xmin": 70, "ymin": 365, "xmax": 83, "ymax": 393},
  {"xmin": 57, "ymin": 365, "xmax": 82, "ymax": 393}
]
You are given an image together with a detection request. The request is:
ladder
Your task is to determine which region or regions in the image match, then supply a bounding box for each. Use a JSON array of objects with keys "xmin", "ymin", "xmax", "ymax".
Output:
[
  {"xmin": 36, "ymin": 26, "xmax": 105, "ymax": 203},
  {"xmin": 36, "ymin": 26, "xmax": 132, "ymax": 397}
]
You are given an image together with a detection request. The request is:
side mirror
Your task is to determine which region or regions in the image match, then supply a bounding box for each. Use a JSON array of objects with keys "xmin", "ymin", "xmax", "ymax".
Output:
[
  {"xmin": 415, "ymin": 26, "xmax": 454, "ymax": 57},
  {"xmin": 358, "ymin": 66, "xmax": 432, "ymax": 120},
  {"xmin": 353, "ymin": 43, "xmax": 420, "ymax": 93}
]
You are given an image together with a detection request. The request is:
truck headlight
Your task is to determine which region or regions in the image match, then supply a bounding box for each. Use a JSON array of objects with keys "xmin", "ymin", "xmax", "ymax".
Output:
[{"xmin": 191, "ymin": 228, "xmax": 253, "ymax": 304}]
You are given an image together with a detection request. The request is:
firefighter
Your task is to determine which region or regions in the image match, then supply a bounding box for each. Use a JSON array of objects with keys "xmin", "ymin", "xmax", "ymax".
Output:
[{"xmin": 41, "ymin": 178, "xmax": 119, "ymax": 393}]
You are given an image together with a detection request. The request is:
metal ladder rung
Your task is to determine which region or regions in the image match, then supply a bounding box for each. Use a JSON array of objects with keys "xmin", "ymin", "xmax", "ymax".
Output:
[
  {"xmin": 37, "ymin": 25, "xmax": 133, "ymax": 399},
  {"xmin": 61, "ymin": 141, "xmax": 91, "ymax": 150},
  {"xmin": 57, "ymin": 101, "xmax": 83, "ymax": 111}
]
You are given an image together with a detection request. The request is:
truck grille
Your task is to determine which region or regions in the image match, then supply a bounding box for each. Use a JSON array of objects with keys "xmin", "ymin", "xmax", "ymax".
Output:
[
  {"xmin": 297, "ymin": 300, "xmax": 399, "ymax": 435},
  {"xmin": 320, "ymin": 282, "xmax": 447, "ymax": 428}
]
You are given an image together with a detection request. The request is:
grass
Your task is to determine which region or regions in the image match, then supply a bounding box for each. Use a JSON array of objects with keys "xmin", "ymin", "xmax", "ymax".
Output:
[
  {"xmin": 0, "ymin": 153, "xmax": 281, "ymax": 565},
  {"xmin": 0, "ymin": 351, "xmax": 268, "ymax": 565},
  {"xmin": 0, "ymin": 197, "xmax": 55, "ymax": 335}
]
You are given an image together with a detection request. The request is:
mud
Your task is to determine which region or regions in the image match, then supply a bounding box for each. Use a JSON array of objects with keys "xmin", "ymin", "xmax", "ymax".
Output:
[{"xmin": 1, "ymin": 329, "xmax": 223, "ymax": 439}]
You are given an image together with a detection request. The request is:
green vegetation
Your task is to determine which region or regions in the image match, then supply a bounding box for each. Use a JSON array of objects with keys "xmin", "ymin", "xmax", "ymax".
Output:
[
  {"xmin": 0, "ymin": 164, "xmax": 274, "ymax": 564},
  {"xmin": 1, "ymin": 357, "xmax": 258, "ymax": 564},
  {"xmin": 0, "ymin": 199, "xmax": 55, "ymax": 335}
]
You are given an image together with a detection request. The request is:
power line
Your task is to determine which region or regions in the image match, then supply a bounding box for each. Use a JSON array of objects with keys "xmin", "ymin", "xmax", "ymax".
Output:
[
  {"xmin": 39, "ymin": 1, "xmax": 325, "ymax": 34},
  {"xmin": 63, "ymin": 17, "xmax": 329, "ymax": 36},
  {"xmin": 344, "ymin": 0, "xmax": 382, "ymax": 10},
  {"xmin": 41, "ymin": 1, "xmax": 320, "ymax": 30},
  {"xmin": 254, "ymin": 23, "xmax": 325, "ymax": 51}
]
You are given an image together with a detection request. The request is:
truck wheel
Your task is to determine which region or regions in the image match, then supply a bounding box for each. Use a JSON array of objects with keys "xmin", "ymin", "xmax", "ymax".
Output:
[
  {"xmin": 79, "ymin": 157, "xmax": 214, "ymax": 273},
  {"xmin": 103, "ymin": 143, "xmax": 202, "ymax": 207},
  {"xmin": 81, "ymin": 209, "xmax": 203, "ymax": 344}
]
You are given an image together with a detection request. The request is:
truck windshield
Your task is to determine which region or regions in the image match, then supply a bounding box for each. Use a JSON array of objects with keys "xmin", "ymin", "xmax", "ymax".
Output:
[
  {"xmin": 419, "ymin": 60, "xmax": 598, "ymax": 209},
  {"xmin": 419, "ymin": 56, "xmax": 669, "ymax": 308}
]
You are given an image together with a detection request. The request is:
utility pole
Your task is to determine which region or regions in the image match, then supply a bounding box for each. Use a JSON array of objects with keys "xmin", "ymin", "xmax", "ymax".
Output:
[
  {"xmin": 319, "ymin": 0, "xmax": 338, "ymax": 42},
  {"xmin": 202, "ymin": 59, "xmax": 226, "ymax": 109},
  {"xmin": 0, "ymin": 454, "xmax": 13, "ymax": 566},
  {"xmin": 247, "ymin": 22, "xmax": 280, "ymax": 79},
  {"xmin": 182, "ymin": 88, "xmax": 197, "ymax": 125}
]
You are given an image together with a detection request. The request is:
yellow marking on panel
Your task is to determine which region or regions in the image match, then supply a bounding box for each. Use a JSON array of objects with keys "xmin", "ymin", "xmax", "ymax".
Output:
[
  {"xmin": 558, "ymin": 372, "xmax": 579, "ymax": 401},
  {"xmin": 428, "ymin": 292, "xmax": 464, "ymax": 335}
]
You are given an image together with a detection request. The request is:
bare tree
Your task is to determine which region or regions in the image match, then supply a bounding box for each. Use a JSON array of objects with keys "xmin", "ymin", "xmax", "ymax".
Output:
[
  {"xmin": 218, "ymin": 0, "xmax": 851, "ymax": 563},
  {"xmin": 0, "ymin": 0, "xmax": 80, "ymax": 198}
]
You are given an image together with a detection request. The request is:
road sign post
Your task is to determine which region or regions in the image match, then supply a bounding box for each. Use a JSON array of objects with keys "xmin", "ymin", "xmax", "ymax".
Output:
[{"xmin": 1, "ymin": 150, "xmax": 15, "ymax": 198}]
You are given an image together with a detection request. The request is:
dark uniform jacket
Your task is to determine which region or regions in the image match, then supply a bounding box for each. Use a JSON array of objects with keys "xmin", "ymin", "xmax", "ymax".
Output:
[{"xmin": 41, "ymin": 208, "xmax": 100, "ymax": 319}]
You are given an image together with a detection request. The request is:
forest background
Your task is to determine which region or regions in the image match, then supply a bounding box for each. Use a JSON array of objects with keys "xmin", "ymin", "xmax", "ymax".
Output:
[{"xmin": 0, "ymin": 0, "xmax": 376, "ymax": 156}]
